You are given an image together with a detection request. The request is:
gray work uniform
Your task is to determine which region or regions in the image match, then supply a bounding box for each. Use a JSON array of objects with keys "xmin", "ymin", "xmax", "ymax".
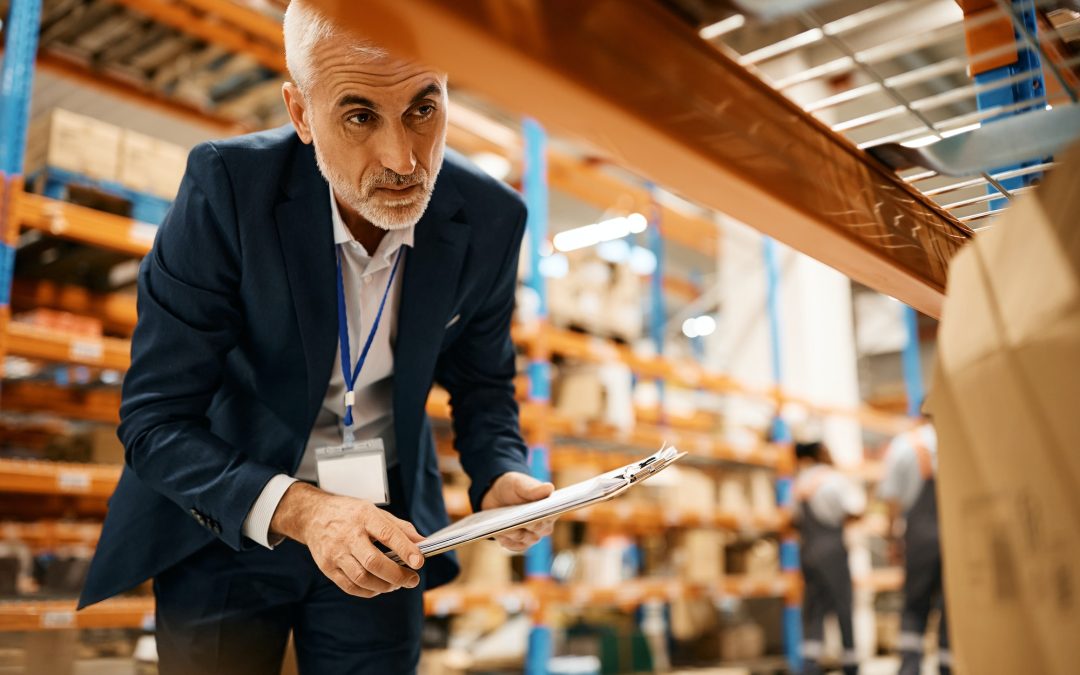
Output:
[
  {"xmin": 880, "ymin": 425, "xmax": 951, "ymax": 674},
  {"xmin": 795, "ymin": 466, "xmax": 861, "ymax": 675}
]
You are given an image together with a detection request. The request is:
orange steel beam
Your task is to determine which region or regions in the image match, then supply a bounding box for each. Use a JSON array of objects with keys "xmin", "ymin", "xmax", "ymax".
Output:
[
  {"xmin": 11, "ymin": 279, "xmax": 138, "ymax": 336},
  {"xmin": 0, "ymin": 381, "xmax": 122, "ymax": 424},
  {"xmin": 175, "ymin": 0, "xmax": 286, "ymax": 47},
  {"xmin": 5, "ymin": 322, "xmax": 132, "ymax": 370},
  {"xmin": 16, "ymin": 192, "xmax": 153, "ymax": 257},
  {"xmin": 108, "ymin": 0, "xmax": 285, "ymax": 72},
  {"xmin": 321, "ymin": 0, "xmax": 971, "ymax": 318}
]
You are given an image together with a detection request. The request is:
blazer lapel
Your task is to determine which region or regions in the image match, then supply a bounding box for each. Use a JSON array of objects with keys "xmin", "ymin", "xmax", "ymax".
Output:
[
  {"xmin": 274, "ymin": 141, "xmax": 337, "ymax": 445},
  {"xmin": 394, "ymin": 172, "xmax": 469, "ymax": 510}
]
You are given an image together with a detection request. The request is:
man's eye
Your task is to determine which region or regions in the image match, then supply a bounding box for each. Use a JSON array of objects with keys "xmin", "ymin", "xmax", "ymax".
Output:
[
  {"xmin": 415, "ymin": 105, "xmax": 434, "ymax": 117},
  {"xmin": 350, "ymin": 112, "xmax": 372, "ymax": 125}
]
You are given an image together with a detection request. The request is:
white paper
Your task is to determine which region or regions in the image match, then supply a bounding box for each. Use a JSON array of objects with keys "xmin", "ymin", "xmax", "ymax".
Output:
[{"xmin": 391, "ymin": 445, "xmax": 684, "ymax": 563}]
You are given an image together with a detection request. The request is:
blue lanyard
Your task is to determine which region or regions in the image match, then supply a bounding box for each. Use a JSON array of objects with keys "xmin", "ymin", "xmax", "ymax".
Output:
[{"xmin": 336, "ymin": 245, "xmax": 404, "ymax": 429}]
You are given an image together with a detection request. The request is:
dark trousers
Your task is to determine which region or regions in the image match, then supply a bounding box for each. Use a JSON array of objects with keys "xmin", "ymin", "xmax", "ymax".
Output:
[
  {"xmin": 153, "ymin": 469, "xmax": 424, "ymax": 675},
  {"xmin": 899, "ymin": 536, "xmax": 949, "ymax": 675},
  {"xmin": 801, "ymin": 554, "xmax": 858, "ymax": 675}
]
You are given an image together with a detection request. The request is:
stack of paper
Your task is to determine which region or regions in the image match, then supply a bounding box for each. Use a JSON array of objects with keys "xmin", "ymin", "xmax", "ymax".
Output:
[{"xmin": 392, "ymin": 445, "xmax": 684, "ymax": 563}]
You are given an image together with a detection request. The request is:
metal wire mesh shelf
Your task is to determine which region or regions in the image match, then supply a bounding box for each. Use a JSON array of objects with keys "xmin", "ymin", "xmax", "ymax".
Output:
[{"xmin": 692, "ymin": 0, "xmax": 1079, "ymax": 229}]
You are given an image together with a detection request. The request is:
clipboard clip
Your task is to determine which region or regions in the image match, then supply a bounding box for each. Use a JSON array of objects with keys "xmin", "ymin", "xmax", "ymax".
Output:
[{"xmin": 622, "ymin": 443, "xmax": 685, "ymax": 484}]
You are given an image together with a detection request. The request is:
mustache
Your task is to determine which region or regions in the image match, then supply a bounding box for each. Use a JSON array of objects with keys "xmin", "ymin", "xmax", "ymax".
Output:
[{"xmin": 366, "ymin": 168, "xmax": 427, "ymax": 190}]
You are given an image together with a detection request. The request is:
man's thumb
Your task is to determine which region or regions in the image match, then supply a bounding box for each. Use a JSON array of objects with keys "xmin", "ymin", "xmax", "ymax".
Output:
[{"xmin": 521, "ymin": 480, "xmax": 554, "ymax": 500}]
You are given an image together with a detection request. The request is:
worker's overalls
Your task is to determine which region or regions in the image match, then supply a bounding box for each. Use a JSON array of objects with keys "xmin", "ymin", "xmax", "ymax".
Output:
[
  {"xmin": 899, "ymin": 438, "xmax": 951, "ymax": 674},
  {"xmin": 797, "ymin": 471, "xmax": 858, "ymax": 675}
]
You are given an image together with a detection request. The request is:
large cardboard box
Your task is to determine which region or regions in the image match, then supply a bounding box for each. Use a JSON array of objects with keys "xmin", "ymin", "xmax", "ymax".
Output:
[
  {"xmin": 117, "ymin": 130, "xmax": 188, "ymax": 199},
  {"xmin": 931, "ymin": 141, "xmax": 1080, "ymax": 674},
  {"xmin": 25, "ymin": 109, "xmax": 121, "ymax": 181}
]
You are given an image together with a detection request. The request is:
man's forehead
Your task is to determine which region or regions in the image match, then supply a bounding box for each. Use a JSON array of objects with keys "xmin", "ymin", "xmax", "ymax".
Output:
[{"xmin": 309, "ymin": 40, "xmax": 444, "ymax": 100}]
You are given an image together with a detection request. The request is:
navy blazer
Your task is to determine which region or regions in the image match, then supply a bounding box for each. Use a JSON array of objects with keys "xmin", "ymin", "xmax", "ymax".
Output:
[{"xmin": 79, "ymin": 126, "xmax": 530, "ymax": 609}]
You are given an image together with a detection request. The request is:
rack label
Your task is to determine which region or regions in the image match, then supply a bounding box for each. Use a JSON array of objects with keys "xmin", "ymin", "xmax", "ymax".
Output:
[
  {"xmin": 41, "ymin": 611, "xmax": 75, "ymax": 629},
  {"xmin": 69, "ymin": 339, "xmax": 105, "ymax": 363},
  {"xmin": 57, "ymin": 471, "xmax": 91, "ymax": 493},
  {"xmin": 129, "ymin": 222, "xmax": 158, "ymax": 245}
]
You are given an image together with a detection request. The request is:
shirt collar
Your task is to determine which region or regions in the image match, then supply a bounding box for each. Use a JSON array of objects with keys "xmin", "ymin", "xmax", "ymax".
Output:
[{"xmin": 329, "ymin": 185, "xmax": 416, "ymax": 261}]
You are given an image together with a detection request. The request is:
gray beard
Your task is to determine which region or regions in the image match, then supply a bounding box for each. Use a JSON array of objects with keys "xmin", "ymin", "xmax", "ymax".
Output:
[{"xmin": 310, "ymin": 133, "xmax": 443, "ymax": 232}]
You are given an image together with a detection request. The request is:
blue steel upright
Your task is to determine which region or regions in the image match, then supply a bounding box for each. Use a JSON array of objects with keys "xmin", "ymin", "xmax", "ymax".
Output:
[
  {"xmin": 646, "ymin": 184, "xmax": 665, "ymax": 417},
  {"xmin": 762, "ymin": 236, "xmax": 800, "ymax": 671},
  {"xmin": 0, "ymin": 0, "xmax": 43, "ymax": 311},
  {"xmin": 521, "ymin": 117, "xmax": 552, "ymax": 675},
  {"xmin": 974, "ymin": 0, "xmax": 1048, "ymax": 211},
  {"xmin": 901, "ymin": 305, "xmax": 926, "ymax": 417}
]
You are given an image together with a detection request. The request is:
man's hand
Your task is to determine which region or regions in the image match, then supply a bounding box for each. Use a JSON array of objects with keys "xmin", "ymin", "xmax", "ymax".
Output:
[
  {"xmin": 480, "ymin": 472, "xmax": 556, "ymax": 553},
  {"xmin": 270, "ymin": 482, "xmax": 425, "ymax": 598}
]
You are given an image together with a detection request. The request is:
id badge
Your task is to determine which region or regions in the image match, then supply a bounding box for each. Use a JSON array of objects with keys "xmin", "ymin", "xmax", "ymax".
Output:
[{"xmin": 315, "ymin": 438, "xmax": 390, "ymax": 505}]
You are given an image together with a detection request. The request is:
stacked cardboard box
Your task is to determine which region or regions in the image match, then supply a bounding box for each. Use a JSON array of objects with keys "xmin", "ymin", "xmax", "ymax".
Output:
[{"xmin": 26, "ymin": 109, "xmax": 187, "ymax": 200}]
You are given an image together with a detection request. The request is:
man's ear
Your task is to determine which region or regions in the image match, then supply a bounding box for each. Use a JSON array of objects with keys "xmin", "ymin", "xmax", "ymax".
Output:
[{"xmin": 283, "ymin": 82, "xmax": 313, "ymax": 144}]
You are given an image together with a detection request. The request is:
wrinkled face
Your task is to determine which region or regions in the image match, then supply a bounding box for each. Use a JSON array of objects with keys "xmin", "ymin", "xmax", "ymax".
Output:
[{"xmin": 285, "ymin": 40, "xmax": 448, "ymax": 231}]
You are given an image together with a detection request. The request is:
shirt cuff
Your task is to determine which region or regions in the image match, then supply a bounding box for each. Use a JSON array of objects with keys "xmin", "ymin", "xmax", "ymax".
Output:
[{"xmin": 241, "ymin": 474, "xmax": 299, "ymax": 549}]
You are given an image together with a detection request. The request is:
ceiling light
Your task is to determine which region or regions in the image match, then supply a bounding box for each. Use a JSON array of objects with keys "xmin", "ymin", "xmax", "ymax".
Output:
[
  {"xmin": 682, "ymin": 318, "xmax": 700, "ymax": 338},
  {"xmin": 552, "ymin": 214, "xmax": 649, "ymax": 253},
  {"xmin": 471, "ymin": 152, "xmax": 512, "ymax": 181},
  {"xmin": 629, "ymin": 246, "xmax": 657, "ymax": 276},
  {"xmin": 699, "ymin": 14, "xmax": 745, "ymax": 40},
  {"xmin": 538, "ymin": 253, "xmax": 569, "ymax": 278}
]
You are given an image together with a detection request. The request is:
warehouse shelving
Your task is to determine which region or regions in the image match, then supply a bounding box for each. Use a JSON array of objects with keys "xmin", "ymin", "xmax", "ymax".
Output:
[
  {"xmin": 0, "ymin": 597, "xmax": 154, "ymax": 632},
  {"xmin": 5, "ymin": 322, "xmax": 129, "ymax": 370},
  {"xmin": 0, "ymin": 572, "xmax": 809, "ymax": 634}
]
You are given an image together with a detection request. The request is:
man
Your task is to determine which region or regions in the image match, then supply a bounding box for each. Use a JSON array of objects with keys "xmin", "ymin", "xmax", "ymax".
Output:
[
  {"xmin": 879, "ymin": 419, "xmax": 951, "ymax": 675},
  {"xmin": 78, "ymin": 3, "xmax": 554, "ymax": 673},
  {"xmin": 793, "ymin": 441, "xmax": 865, "ymax": 675}
]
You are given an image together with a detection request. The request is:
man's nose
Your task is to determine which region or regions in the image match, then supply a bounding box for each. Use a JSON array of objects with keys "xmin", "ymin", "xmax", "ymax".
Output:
[{"xmin": 377, "ymin": 122, "xmax": 417, "ymax": 177}]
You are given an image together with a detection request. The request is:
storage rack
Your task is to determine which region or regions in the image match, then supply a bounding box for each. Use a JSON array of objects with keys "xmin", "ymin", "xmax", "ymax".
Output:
[{"xmin": 0, "ymin": 1, "xmax": 926, "ymax": 673}]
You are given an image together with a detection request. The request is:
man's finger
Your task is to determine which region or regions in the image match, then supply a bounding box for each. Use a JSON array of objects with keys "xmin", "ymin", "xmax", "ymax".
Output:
[
  {"xmin": 339, "ymin": 552, "xmax": 396, "ymax": 594},
  {"xmin": 328, "ymin": 569, "xmax": 377, "ymax": 599},
  {"xmin": 369, "ymin": 513, "xmax": 425, "ymax": 570},
  {"xmin": 393, "ymin": 515, "xmax": 426, "ymax": 544},
  {"xmin": 353, "ymin": 539, "xmax": 419, "ymax": 589}
]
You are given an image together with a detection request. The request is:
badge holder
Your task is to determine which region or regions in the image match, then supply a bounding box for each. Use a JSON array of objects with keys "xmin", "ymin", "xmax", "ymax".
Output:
[{"xmin": 315, "ymin": 437, "xmax": 390, "ymax": 505}]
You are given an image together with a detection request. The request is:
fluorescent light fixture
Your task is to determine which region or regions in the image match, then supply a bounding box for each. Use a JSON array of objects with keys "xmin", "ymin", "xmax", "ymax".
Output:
[
  {"xmin": 538, "ymin": 253, "xmax": 569, "ymax": 278},
  {"xmin": 682, "ymin": 318, "xmax": 700, "ymax": 338},
  {"xmin": 699, "ymin": 14, "xmax": 745, "ymax": 40},
  {"xmin": 902, "ymin": 122, "xmax": 982, "ymax": 148},
  {"xmin": 682, "ymin": 315, "xmax": 716, "ymax": 338},
  {"xmin": 597, "ymin": 239, "xmax": 631, "ymax": 263},
  {"xmin": 552, "ymin": 213, "xmax": 649, "ymax": 252},
  {"xmin": 627, "ymin": 212, "xmax": 648, "ymax": 233},
  {"xmin": 694, "ymin": 315, "xmax": 717, "ymax": 337},
  {"xmin": 470, "ymin": 152, "xmax": 512, "ymax": 181},
  {"xmin": 629, "ymin": 246, "xmax": 657, "ymax": 276}
]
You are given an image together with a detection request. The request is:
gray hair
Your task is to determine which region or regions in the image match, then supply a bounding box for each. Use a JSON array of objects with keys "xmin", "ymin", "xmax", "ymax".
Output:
[{"xmin": 282, "ymin": 1, "xmax": 387, "ymax": 93}]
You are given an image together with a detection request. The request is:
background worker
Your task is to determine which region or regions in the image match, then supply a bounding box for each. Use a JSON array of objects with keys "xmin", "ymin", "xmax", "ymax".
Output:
[
  {"xmin": 794, "ymin": 440, "xmax": 866, "ymax": 675},
  {"xmin": 879, "ymin": 418, "xmax": 951, "ymax": 674}
]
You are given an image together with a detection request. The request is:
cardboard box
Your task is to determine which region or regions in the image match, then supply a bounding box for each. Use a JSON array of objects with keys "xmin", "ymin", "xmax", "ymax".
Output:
[
  {"xmin": 117, "ymin": 130, "xmax": 188, "ymax": 199},
  {"xmin": 677, "ymin": 529, "xmax": 726, "ymax": 585},
  {"xmin": 931, "ymin": 141, "xmax": 1080, "ymax": 675},
  {"xmin": 26, "ymin": 109, "xmax": 121, "ymax": 181}
]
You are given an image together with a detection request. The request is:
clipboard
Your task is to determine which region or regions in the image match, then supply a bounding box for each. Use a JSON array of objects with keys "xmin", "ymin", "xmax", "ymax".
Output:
[{"xmin": 390, "ymin": 445, "xmax": 685, "ymax": 564}]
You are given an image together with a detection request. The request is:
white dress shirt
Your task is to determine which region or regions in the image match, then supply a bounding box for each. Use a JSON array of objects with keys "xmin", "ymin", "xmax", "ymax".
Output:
[{"xmin": 241, "ymin": 186, "xmax": 414, "ymax": 548}]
